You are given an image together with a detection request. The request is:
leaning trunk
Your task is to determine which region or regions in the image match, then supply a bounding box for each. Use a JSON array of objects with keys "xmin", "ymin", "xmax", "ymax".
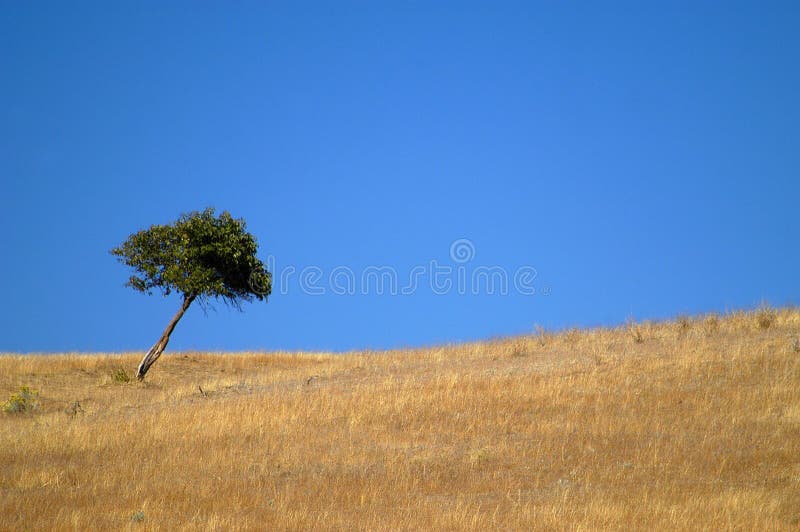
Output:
[{"xmin": 136, "ymin": 293, "xmax": 196, "ymax": 380}]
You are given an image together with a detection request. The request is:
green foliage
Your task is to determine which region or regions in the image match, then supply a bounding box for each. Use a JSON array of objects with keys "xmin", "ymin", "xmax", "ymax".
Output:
[
  {"xmin": 3, "ymin": 386, "xmax": 39, "ymax": 414},
  {"xmin": 111, "ymin": 208, "xmax": 272, "ymax": 306},
  {"xmin": 130, "ymin": 510, "xmax": 145, "ymax": 523},
  {"xmin": 111, "ymin": 368, "xmax": 131, "ymax": 384}
]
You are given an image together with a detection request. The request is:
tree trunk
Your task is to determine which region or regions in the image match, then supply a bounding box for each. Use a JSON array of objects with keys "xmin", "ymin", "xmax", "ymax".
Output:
[{"xmin": 136, "ymin": 293, "xmax": 196, "ymax": 381}]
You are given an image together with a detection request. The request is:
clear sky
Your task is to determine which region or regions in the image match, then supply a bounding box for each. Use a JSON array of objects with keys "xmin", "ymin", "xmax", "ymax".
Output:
[{"xmin": 1, "ymin": 1, "xmax": 798, "ymax": 353}]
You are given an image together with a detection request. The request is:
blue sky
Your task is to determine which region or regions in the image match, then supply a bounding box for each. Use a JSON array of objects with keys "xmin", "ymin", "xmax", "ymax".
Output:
[{"xmin": 1, "ymin": 1, "xmax": 798, "ymax": 353}]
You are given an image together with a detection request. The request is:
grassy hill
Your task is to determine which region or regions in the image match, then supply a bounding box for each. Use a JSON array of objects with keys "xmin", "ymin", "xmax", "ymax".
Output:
[{"xmin": 1, "ymin": 307, "xmax": 799, "ymax": 530}]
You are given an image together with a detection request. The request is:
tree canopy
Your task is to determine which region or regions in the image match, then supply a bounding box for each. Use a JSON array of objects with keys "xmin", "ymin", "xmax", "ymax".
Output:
[{"xmin": 111, "ymin": 207, "xmax": 272, "ymax": 307}]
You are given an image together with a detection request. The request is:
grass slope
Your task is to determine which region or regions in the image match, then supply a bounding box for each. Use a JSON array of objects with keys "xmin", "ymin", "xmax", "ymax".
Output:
[{"xmin": 1, "ymin": 307, "xmax": 799, "ymax": 530}]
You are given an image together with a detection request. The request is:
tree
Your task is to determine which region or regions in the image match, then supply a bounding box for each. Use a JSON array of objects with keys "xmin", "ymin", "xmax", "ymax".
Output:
[{"xmin": 111, "ymin": 208, "xmax": 272, "ymax": 380}]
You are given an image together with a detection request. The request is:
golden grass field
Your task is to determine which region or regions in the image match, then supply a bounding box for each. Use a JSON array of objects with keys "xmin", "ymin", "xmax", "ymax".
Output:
[{"xmin": 1, "ymin": 307, "xmax": 799, "ymax": 530}]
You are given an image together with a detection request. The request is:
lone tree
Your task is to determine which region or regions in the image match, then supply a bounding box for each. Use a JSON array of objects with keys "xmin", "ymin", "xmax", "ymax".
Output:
[{"xmin": 111, "ymin": 208, "xmax": 272, "ymax": 380}]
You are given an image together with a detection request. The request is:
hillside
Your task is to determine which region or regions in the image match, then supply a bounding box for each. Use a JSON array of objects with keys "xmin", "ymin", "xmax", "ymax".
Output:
[{"xmin": 1, "ymin": 307, "xmax": 799, "ymax": 530}]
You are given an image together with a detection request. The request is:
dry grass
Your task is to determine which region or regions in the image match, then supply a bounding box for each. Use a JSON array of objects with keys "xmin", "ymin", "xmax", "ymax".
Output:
[{"xmin": 1, "ymin": 307, "xmax": 799, "ymax": 530}]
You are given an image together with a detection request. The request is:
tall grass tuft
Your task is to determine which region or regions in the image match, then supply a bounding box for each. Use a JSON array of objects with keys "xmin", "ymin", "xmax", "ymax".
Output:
[
  {"xmin": 755, "ymin": 305, "xmax": 776, "ymax": 330},
  {"xmin": 111, "ymin": 368, "xmax": 131, "ymax": 384}
]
